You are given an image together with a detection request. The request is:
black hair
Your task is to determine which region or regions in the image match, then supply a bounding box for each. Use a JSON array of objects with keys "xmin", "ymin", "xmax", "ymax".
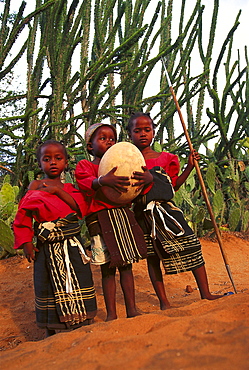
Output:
[
  {"xmin": 36, "ymin": 140, "xmax": 68, "ymax": 164},
  {"xmin": 126, "ymin": 112, "xmax": 156, "ymax": 133}
]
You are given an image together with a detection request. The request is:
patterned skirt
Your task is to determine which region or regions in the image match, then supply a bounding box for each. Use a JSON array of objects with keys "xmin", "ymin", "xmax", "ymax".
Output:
[
  {"xmin": 34, "ymin": 213, "xmax": 97, "ymax": 330},
  {"xmin": 86, "ymin": 207, "xmax": 147, "ymax": 268},
  {"xmin": 134, "ymin": 201, "xmax": 205, "ymax": 275}
]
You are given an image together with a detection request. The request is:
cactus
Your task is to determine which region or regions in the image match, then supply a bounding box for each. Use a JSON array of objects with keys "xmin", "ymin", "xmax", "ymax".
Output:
[
  {"xmin": 0, "ymin": 176, "xmax": 20, "ymax": 258},
  {"xmin": 212, "ymin": 189, "xmax": 224, "ymax": 219},
  {"xmin": 193, "ymin": 206, "xmax": 205, "ymax": 224},
  {"xmin": 0, "ymin": 183, "xmax": 16, "ymax": 204},
  {"xmin": 242, "ymin": 210, "xmax": 249, "ymax": 232},
  {"xmin": 245, "ymin": 167, "xmax": 249, "ymax": 181},
  {"xmin": 228, "ymin": 206, "xmax": 241, "ymax": 231},
  {"xmin": 153, "ymin": 142, "xmax": 163, "ymax": 153},
  {"xmin": 3, "ymin": 175, "xmax": 11, "ymax": 183},
  {"xmin": 206, "ymin": 162, "xmax": 216, "ymax": 195},
  {"xmin": 0, "ymin": 220, "xmax": 15, "ymax": 256},
  {"xmin": 185, "ymin": 171, "xmax": 196, "ymax": 192},
  {"xmin": 176, "ymin": 186, "xmax": 195, "ymax": 208},
  {"xmin": 65, "ymin": 171, "xmax": 74, "ymax": 184},
  {"xmin": 0, "ymin": 202, "xmax": 15, "ymax": 221},
  {"xmin": 13, "ymin": 186, "xmax": 19, "ymax": 199},
  {"xmin": 173, "ymin": 187, "xmax": 184, "ymax": 208},
  {"xmin": 27, "ymin": 171, "xmax": 35, "ymax": 183}
]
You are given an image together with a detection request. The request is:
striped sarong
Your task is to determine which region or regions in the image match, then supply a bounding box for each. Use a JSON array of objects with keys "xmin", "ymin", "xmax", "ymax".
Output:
[
  {"xmin": 133, "ymin": 167, "xmax": 205, "ymax": 275},
  {"xmin": 135, "ymin": 201, "xmax": 205, "ymax": 274},
  {"xmin": 86, "ymin": 207, "xmax": 147, "ymax": 267},
  {"xmin": 34, "ymin": 213, "xmax": 96, "ymax": 329}
]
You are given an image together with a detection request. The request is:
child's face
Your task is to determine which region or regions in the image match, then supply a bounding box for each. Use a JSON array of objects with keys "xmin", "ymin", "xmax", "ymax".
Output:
[
  {"xmin": 39, "ymin": 143, "xmax": 68, "ymax": 178},
  {"xmin": 129, "ymin": 115, "xmax": 154, "ymax": 150},
  {"xmin": 88, "ymin": 126, "xmax": 116, "ymax": 158}
]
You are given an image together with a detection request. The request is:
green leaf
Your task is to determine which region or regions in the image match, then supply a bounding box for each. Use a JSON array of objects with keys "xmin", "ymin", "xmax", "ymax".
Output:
[
  {"xmin": 192, "ymin": 206, "xmax": 205, "ymax": 223},
  {"xmin": 0, "ymin": 202, "xmax": 15, "ymax": 220},
  {"xmin": 245, "ymin": 182, "xmax": 249, "ymax": 192},
  {"xmin": 0, "ymin": 183, "xmax": 15, "ymax": 205},
  {"xmin": 175, "ymin": 186, "xmax": 194, "ymax": 208},
  {"xmin": 245, "ymin": 167, "xmax": 249, "ymax": 181},
  {"xmin": 213, "ymin": 189, "xmax": 224, "ymax": 217},
  {"xmin": 13, "ymin": 186, "xmax": 19, "ymax": 199},
  {"xmin": 0, "ymin": 220, "xmax": 15, "ymax": 254},
  {"xmin": 185, "ymin": 172, "xmax": 196, "ymax": 192},
  {"xmin": 228, "ymin": 207, "xmax": 240, "ymax": 231},
  {"xmin": 3, "ymin": 175, "xmax": 11, "ymax": 184},
  {"xmin": 206, "ymin": 162, "xmax": 216, "ymax": 194},
  {"xmin": 65, "ymin": 172, "xmax": 74, "ymax": 184},
  {"xmin": 28, "ymin": 171, "xmax": 35, "ymax": 183},
  {"xmin": 173, "ymin": 188, "xmax": 183, "ymax": 207},
  {"xmin": 242, "ymin": 210, "xmax": 249, "ymax": 232},
  {"xmin": 153, "ymin": 141, "xmax": 162, "ymax": 153}
]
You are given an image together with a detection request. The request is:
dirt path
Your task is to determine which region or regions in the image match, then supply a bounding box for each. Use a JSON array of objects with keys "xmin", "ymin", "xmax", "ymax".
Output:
[{"xmin": 0, "ymin": 232, "xmax": 248, "ymax": 369}]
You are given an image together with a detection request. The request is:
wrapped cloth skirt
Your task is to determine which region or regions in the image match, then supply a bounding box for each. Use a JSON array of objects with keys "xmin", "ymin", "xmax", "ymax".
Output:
[
  {"xmin": 34, "ymin": 213, "xmax": 97, "ymax": 330},
  {"xmin": 134, "ymin": 200, "xmax": 205, "ymax": 275}
]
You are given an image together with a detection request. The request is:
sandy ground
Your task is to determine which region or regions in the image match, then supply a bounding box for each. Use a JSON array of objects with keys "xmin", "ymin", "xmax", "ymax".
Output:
[{"xmin": 0, "ymin": 232, "xmax": 249, "ymax": 369}]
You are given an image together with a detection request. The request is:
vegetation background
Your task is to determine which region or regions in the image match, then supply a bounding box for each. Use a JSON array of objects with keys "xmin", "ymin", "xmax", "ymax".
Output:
[{"xmin": 0, "ymin": 0, "xmax": 248, "ymax": 258}]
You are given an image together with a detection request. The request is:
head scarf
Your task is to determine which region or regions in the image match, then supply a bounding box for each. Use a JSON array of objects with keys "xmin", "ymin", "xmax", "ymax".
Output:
[{"xmin": 85, "ymin": 123, "xmax": 117, "ymax": 145}]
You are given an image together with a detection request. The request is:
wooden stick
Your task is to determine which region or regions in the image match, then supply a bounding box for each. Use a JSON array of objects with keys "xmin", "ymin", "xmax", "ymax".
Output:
[{"xmin": 162, "ymin": 58, "xmax": 237, "ymax": 293}]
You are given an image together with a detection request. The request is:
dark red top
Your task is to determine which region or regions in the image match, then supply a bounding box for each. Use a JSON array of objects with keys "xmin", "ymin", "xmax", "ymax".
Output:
[
  {"xmin": 145, "ymin": 152, "xmax": 180, "ymax": 188},
  {"xmin": 13, "ymin": 183, "xmax": 87, "ymax": 249},
  {"xmin": 75, "ymin": 160, "xmax": 127, "ymax": 215}
]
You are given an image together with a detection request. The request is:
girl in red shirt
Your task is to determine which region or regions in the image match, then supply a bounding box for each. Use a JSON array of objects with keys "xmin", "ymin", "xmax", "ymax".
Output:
[{"xmin": 127, "ymin": 112, "xmax": 227, "ymax": 310}]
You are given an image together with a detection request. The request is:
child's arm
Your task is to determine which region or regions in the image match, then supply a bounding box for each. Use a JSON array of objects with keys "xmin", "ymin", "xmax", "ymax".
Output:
[
  {"xmin": 13, "ymin": 207, "xmax": 38, "ymax": 258},
  {"xmin": 92, "ymin": 166, "xmax": 131, "ymax": 194},
  {"xmin": 174, "ymin": 149, "xmax": 200, "ymax": 190},
  {"xmin": 38, "ymin": 184, "xmax": 81, "ymax": 216}
]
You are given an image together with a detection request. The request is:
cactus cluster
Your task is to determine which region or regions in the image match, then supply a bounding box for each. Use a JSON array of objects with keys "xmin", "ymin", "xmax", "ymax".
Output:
[
  {"xmin": 0, "ymin": 176, "xmax": 19, "ymax": 258},
  {"xmin": 172, "ymin": 157, "xmax": 249, "ymax": 235}
]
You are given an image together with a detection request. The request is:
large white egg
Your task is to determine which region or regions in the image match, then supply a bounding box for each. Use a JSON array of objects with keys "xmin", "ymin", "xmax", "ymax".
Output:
[{"xmin": 98, "ymin": 142, "xmax": 145, "ymax": 204}]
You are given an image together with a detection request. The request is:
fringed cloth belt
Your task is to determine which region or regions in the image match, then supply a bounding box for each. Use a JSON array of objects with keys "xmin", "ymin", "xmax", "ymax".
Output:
[
  {"xmin": 36, "ymin": 213, "xmax": 90, "ymax": 325},
  {"xmin": 86, "ymin": 207, "xmax": 147, "ymax": 267},
  {"xmin": 145, "ymin": 201, "xmax": 185, "ymax": 239}
]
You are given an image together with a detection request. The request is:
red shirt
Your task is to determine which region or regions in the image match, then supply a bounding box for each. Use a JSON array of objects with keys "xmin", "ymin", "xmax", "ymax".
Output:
[
  {"xmin": 13, "ymin": 183, "xmax": 87, "ymax": 249},
  {"xmin": 75, "ymin": 160, "xmax": 126, "ymax": 215},
  {"xmin": 145, "ymin": 152, "xmax": 180, "ymax": 188}
]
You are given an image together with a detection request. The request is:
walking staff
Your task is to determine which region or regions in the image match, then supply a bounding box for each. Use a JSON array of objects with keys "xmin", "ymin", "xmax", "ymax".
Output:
[{"xmin": 161, "ymin": 57, "xmax": 237, "ymax": 293}]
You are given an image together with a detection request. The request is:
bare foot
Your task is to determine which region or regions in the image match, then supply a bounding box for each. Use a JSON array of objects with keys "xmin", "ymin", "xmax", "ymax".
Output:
[
  {"xmin": 201, "ymin": 293, "xmax": 231, "ymax": 300},
  {"xmin": 127, "ymin": 310, "xmax": 141, "ymax": 318}
]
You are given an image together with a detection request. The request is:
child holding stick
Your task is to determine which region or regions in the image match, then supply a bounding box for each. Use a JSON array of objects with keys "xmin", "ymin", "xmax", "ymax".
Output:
[{"xmin": 127, "ymin": 112, "xmax": 232, "ymax": 309}]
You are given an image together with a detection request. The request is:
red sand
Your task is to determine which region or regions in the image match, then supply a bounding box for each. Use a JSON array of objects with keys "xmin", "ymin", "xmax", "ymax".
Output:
[{"xmin": 0, "ymin": 232, "xmax": 248, "ymax": 369}]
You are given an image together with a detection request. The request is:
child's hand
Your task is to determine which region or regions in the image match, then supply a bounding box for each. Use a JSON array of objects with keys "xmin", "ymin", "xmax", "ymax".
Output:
[
  {"xmin": 23, "ymin": 242, "xmax": 39, "ymax": 262},
  {"xmin": 188, "ymin": 149, "xmax": 200, "ymax": 168},
  {"xmin": 100, "ymin": 167, "xmax": 130, "ymax": 194},
  {"xmin": 131, "ymin": 166, "xmax": 153, "ymax": 192}
]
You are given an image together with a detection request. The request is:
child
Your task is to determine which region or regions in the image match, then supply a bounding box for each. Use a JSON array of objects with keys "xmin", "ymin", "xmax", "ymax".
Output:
[
  {"xmin": 13, "ymin": 140, "xmax": 97, "ymax": 337},
  {"xmin": 75, "ymin": 123, "xmax": 147, "ymax": 321},
  {"xmin": 127, "ymin": 112, "xmax": 230, "ymax": 310}
]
